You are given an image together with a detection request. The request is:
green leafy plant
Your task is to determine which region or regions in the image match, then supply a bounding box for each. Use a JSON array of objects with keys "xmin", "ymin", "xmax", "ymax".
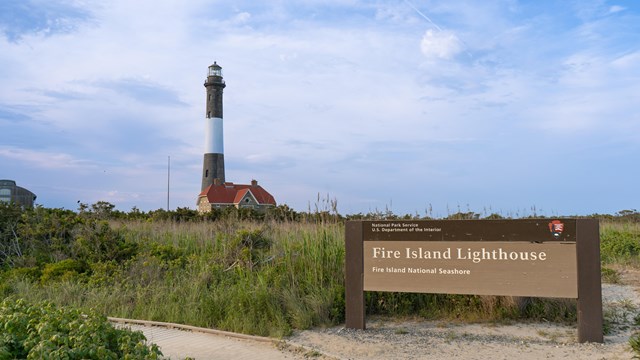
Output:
[
  {"xmin": 600, "ymin": 225, "xmax": 640, "ymax": 264},
  {"xmin": 0, "ymin": 298, "xmax": 161, "ymax": 359}
]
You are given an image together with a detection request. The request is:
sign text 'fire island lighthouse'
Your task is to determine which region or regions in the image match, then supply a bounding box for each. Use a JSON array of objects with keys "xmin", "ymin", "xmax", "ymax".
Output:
[{"xmin": 197, "ymin": 62, "xmax": 276, "ymax": 213}]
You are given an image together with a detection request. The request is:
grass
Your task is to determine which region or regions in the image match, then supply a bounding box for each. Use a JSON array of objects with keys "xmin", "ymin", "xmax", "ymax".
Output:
[
  {"xmin": 603, "ymin": 298, "xmax": 638, "ymax": 334},
  {"xmin": 2, "ymin": 219, "xmax": 346, "ymax": 337},
  {"xmin": 601, "ymin": 221, "xmax": 640, "ymax": 266},
  {"xmin": 601, "ymin": 266, "xmax": 622, "ymax": 284},
  {"xmin": 1, "ymin": 212, "xmax": 639, "ymax": 341}
]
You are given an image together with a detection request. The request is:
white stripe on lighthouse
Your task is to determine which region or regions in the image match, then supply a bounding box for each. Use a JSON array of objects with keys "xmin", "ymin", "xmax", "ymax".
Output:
[{"xmin": 205, "ymin": 117, "xmax": 224, "ymax": 154}]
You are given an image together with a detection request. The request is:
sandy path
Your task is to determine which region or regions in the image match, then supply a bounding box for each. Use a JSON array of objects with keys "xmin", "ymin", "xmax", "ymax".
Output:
[
  {"xmin": 288, "ymin": 276, "xmax": 640, "ymax": 360},
  {"xmin": 126, "ymin": 324, "xmax": 295, "ymax": 360}
]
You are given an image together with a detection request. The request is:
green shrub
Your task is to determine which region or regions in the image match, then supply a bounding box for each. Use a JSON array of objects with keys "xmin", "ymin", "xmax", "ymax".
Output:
[
  {"xmin": 0, "ymin": 298, "xmax": 161, "ymax": 359},
  {"xmin": 0, "ymin": 203, "xmax": 23, "ymax": 268},
  {"xmin": 17, "ymin": 206, "xmax": 82, "ymax": 264},
  {"xmin": 73, "ymin": 221, "xmax": 138, "ymax": 263},
  {"xmin": 40, "ymin": 259, "xmax": 89, "ymax": 283},
  {"xmin": 601, "ymin": 227, "xmax": 640, "ymax": 264},
  {"xmin": 87, "ymin": 260, "xmax": 123, "ymax": 287},
  {"xmin": 4, "ymin": 267, "xmax": 42, "ymax": 282},
  {"xmin": 148, "ymin": 243, "xmax": 186, "ymax": 268}
]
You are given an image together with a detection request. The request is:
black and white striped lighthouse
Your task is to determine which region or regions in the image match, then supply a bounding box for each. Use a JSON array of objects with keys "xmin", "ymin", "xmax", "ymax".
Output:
[{"xmin": 201, "ymin": 62, "xmax": 226, "ymax": 191}]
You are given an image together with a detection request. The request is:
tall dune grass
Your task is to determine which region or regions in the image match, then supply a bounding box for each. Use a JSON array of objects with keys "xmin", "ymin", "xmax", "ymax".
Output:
[
  {"xmin": 3, "ymin": 215, "xmax": 637, "ymax": 337},
  {"xmin": 3, "ymin": 220, "xmax": 345, "ymax": 337},
  {"xmin": 600, "ymin": 221, "xmax": 640, "ymax": 265}
]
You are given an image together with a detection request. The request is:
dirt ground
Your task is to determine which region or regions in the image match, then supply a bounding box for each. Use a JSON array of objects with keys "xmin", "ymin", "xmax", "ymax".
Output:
[{"xmin": 286, "ymin": 269, "xmax": 640, "ymax": 360}]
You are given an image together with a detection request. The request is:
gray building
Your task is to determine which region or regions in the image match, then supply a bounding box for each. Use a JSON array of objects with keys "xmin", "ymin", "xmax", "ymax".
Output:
[{"xmin": 0, "ymin": 180, "xmax": 37, "ymax": 208}]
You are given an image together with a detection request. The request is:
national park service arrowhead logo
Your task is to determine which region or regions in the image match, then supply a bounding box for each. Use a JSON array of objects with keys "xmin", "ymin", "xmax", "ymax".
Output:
[{"xmin": 548, "ymin": 220, "xmax": 564, "ymax": 239}]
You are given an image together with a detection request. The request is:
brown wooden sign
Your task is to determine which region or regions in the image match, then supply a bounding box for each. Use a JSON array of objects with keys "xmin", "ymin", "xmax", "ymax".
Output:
[
  {"xmin": 364, "ymin": 241, "xmax": 577, "ymax": 297},
  {"xmin": 345, "ymin": 219, "xmax": 603, "ymax": 343}
]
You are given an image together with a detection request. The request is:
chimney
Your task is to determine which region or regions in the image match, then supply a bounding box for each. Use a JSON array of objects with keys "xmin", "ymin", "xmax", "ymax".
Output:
[{"xmin": 251, "ymin": 179, "xmax": 258, "ymax": 187}]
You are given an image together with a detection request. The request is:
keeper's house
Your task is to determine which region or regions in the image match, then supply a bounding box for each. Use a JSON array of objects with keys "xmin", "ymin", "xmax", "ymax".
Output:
[
  {"xmin": 0, "ymin": 179, "xmax": 36, "ymax": 208},
  {"xmin": 197, "ymin": 179, "xmax": 276, "ymax": 213}
]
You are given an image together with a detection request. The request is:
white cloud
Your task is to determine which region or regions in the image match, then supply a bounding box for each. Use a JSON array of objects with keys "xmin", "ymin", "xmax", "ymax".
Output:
[
  {"xmin": 611, "ymin": 51, "xmax": 640, "ymax": 69},
  {"xmin": 0, "ymin": 146, "xmax": 95, "ymax": 170},
  {"xmin": 609, "ymin": 5, "xmax": 625, "ymax": 14},
  {"xmin": 233, "ymin": 12, "xmax": 251, "ymax": 24},
  {"xmin": 420, "ymin": 29, "xmax": 463, "ymax": 59}
]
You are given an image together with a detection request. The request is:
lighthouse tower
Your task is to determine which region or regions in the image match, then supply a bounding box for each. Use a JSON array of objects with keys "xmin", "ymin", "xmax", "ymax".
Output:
[
  {"xmin": 196, "ymin": 62, "xmax": 277, "ymax": 213},
  {"xmin": 201, "ymin": 62, "xmax": 226, "ymax": 191}
]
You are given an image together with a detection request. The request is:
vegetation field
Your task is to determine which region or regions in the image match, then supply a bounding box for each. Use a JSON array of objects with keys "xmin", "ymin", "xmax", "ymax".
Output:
[
  {"xmin": 1, "ymin": 203, "xmax": 639, "ymax": 353},
  {"xmin": 0, "ymin": 297, "xmax": 162, "ymax": 359}
]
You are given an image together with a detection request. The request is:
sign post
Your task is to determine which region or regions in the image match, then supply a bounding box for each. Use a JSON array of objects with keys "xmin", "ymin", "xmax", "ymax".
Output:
[{"xmin": 345, "ymin": 219, "xmax": 603, "ymax": 343}]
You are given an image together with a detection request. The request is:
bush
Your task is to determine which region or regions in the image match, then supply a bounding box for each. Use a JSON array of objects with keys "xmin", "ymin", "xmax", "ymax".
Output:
[
  {"xmin": 601, "ymin": 228, "xmax": 640, "ymax": 264},
  {"xmin": 72, "ymin": 221, "xmax": 138, "ymax": 263},
  {"xmin": 0, "ymin": 203, "xmax": 23, "ymax": 268},
  {"xmin": 40, "ymin": 259, "xmax": 89, "ymax": 284},
  {"xmin": 1, "ymin": 267, "xmax": 42, "ymax": 297},
  {"xmin": 0, "ymin": 298, "xmax": 161, "ymax": 359},
  {"xmin": 3, "ymin": 267, "xmax": 41, "ymax": 282},
  {"xmin": 17, "ymin": 206, "xmax": 82, "ymax": 264}
]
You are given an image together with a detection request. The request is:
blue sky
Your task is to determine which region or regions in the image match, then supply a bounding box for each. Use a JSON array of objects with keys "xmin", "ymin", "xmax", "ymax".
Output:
[{"xmin": 1, "ymin": 0, "xmax": 638, "ymax": 217}]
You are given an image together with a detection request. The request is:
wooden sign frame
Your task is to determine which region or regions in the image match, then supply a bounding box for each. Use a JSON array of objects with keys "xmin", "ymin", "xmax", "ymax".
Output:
[{"xmin": 345, "ymin": 219, "xmax": 603, "ymax": 343}]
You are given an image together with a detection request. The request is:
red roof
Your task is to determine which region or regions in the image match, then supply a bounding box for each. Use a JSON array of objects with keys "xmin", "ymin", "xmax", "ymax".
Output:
[{"xmin": 199, "ymin": 181, "xmax": 276, "ymax": 206}]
